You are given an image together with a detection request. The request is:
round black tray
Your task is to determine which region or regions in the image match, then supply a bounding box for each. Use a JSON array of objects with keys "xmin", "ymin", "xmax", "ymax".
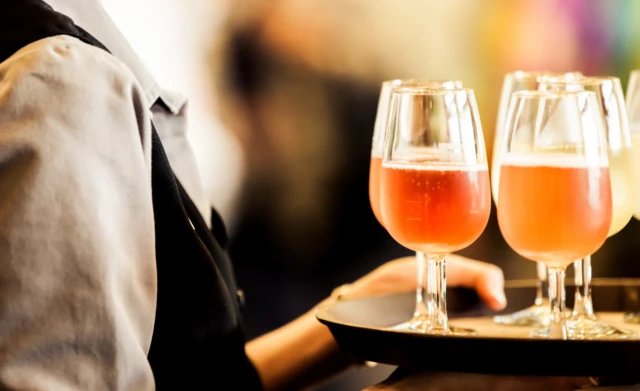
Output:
[{"xmin": 316, "ymin": 278, "xmax": 640, "ymax": 376}]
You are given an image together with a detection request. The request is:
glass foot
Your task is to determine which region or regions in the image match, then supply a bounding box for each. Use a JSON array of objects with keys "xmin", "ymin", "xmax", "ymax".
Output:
[
  {"xmin": 624, "ymin": 312, "xmax": 640, "ymax": 324},
  {"xmin": 391, "ymin": 315, "xmax": 476, "ymax": 336},
  {"xmin": 568, "ymin": 311, "xmax": 598, "ymax": 322},
  {"xmin": 530, "ymin": 327, "xmax": 564, "ymax": 339},
  {"xmin": 493, "ymin": 303, "xmax": 550, "ymax": 327},
  {"xmin": 531, "ymin": 319, "xmax": 637, "ymax": 340},
  {"xmin": 567, "ymin": 317, "xmax": 637, "ymax": 340},
  {"xmin": 494, "ymin": 301, "xmax": 573, "ymax": 327}
]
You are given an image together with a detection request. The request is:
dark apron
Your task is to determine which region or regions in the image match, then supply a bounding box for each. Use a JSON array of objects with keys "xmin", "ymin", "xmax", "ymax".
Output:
[{"xmin": 0, "ymin": 1, "xmax": 262, "ymax": 389}]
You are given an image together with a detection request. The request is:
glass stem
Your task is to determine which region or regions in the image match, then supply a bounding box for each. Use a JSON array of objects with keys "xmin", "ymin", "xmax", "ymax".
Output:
[
  {"xmin": 535, "ymin": 262, "xmax": 548, "ymax": 306},
  {"xmin": 426, "ymin": 254, "xmax": 448, "ymax": 332},
  {"xmin": 414, "ymin": 251, "xmax": 428, "ymax": 318},
  {"xmin": 572, "ymin": 255, "xmax": 595, "ymax": 319},
  {"xmin": 547, "ymin": 266, "xmax": 568, "ymax": 339}
]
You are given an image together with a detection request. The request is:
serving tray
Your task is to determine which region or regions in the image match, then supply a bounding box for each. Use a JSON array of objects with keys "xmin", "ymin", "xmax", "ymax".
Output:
[{"xmin": 316, "ymin": 279, "xmax": 640, "ymax": 376}]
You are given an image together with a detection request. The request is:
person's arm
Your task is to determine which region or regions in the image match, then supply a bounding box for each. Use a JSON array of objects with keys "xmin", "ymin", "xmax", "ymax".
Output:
[
  {"xmin": 245, "ymin": 297, "xmax": 353, "ymax": 391},
  {"xmin": 246, "ymin": 254, "xmax": 507, "ymax": 391},
  {"xmin": 0, "ymin": 35, "xmax": 156, "ymax": 389}
]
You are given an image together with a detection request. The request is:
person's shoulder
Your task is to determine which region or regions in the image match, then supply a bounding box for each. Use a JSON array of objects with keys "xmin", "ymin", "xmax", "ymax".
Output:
[
  {"xmin": 0, "ymin": 35, "xmax": 151, "ymax": 114},
  {"xmin": 1, "ymin": 35, "xmax": 141, "ymax": 95},
  {"xmin": 0, "ymin": 35, "xmax": 151, "ymax": 142}
]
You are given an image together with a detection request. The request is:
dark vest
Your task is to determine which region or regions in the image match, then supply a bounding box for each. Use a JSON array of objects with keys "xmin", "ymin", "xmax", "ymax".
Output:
[{"xmin": 0, "ymin": 1, "xmax": 262, "ymax": 389}]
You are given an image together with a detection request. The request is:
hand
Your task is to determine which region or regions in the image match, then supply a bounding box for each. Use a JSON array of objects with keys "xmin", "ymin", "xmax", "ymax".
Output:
[
  {"xmin": 363, "ymin": 368, "xmax": 597, "ymax": 391},
  {"xmin": 344, "ymin": 254, "xmax": 506, "ymax": 311}
]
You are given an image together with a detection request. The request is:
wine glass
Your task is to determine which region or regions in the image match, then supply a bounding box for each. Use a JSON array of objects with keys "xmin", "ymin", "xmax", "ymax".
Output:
[
  {"xmin": 539, "ymin": 76, "xmax": 636, "ymax": 339},
  {"xmin": 369, "ymin": 79, "xmax": 462, "ymax": 332},
  {"xmin": 492, "ymin": 71, "xmax": 583, "ymax": 327},
  {"xmin": 497, "ymin": 90, "xmax": 612, "ymax": 339},
  {"xmin": 625, "ymin": 70, "xmax": 640, "ymax": 223},
  {"xmin": 380, "ymin": 87, "xmax": 491, "ymax": 335},
  {"xmin": 624, "ymin": 70, "xmax": 640, "ymax": 324}
]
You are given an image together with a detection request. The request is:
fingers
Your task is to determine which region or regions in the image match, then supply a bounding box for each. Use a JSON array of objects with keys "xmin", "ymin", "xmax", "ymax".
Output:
[{"xmin": 446, "ymin": 255, "xmax": 507, "ymax": 311}]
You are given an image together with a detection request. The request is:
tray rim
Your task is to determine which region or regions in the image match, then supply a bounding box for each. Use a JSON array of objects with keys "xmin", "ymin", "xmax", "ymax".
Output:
[
  {"xmin": 316, "ymin": 282, "xmax": 640, "ymax": 345},
  {"xmin": 316, "ymin": 283, "xmax": 640, "ymax": 375}
]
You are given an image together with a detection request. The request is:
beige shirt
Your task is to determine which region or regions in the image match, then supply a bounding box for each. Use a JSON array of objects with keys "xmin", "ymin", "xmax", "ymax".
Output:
[
  {"xmin": 0, "ymin": 35, "xmax": 157, "ymax": 389},
  {"xmin": 0, "ymin": 0, "xmax": 239, "ymax": 388},
  {"xmin": 0, "ymin": 0, "xmax": 234, "ymax": 389},
  {"xmin": 0, "ymin": 0, "xmax": 216, "ymax": 386}
]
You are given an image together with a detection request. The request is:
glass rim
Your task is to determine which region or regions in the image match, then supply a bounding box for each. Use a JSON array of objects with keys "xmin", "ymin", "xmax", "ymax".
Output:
[
  {"xmin": 512, "ymin": 89, "xmax": 597, "ymax": 99},
  {"xmin": 391, "ymin": 86, "xmax": 472, "ymax": 95},
  {"xmin": 381, "ymin": 78, "xmax": 463, "ymax": 87},
  {"xmin": 540, "ymin": 75, "xmax": 620, "ymax": 86},
  {"xmin": 507, "ymin": 70, "xmax": 582, "ymax": 79}
]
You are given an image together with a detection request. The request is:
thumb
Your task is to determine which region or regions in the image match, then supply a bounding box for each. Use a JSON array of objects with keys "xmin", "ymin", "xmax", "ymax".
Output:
[
  {"xmin": 447, "ymin": 255, "xmax": 507, "ymax": 311},
  {"xmin": 475, "ymin": 266, "xmax": 507, "ymax": 311}
]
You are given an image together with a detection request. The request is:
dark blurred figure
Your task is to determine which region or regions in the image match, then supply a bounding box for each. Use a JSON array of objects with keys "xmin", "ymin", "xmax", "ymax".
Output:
[{"xmin": 221, "ymin": 21, "xmax": 412, "ymax": 337}]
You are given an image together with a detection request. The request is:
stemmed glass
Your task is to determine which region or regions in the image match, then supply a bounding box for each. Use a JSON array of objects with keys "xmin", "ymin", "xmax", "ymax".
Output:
[
  {"xmin": 380, "ymin": 87, "xmax": 491, "ymax": 335},
  {"xmin": 369, "ymin": 79, "xmax": 462, "ymax": 332},
  {"xmin": 492, "ymin": 71, "xmax": 583, "ymax": 327},
  {"xmin": 539, "ymin": 76, "xmax": 636, "ymax": 339},
  {"xmin": 624, "ymin": 70, "xmax": 640, "ymax": 324},
  {"xmin": 496, "ymin": 90, "xmax": 612, "ymax": 339}
]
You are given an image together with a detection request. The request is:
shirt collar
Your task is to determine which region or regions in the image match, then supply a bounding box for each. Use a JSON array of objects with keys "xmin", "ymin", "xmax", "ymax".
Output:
[{"xmin": 45, "ymin": 0, "xmax": 186, "ymax": 114}]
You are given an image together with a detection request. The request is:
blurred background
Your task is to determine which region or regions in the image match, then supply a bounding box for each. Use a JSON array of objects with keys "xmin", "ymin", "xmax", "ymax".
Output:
[{"xmin": 103, "ymin": 0, "xmax": 640, "ymax": 389}]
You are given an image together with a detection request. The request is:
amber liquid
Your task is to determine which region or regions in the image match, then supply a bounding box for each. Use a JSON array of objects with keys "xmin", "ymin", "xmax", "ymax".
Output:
[
  {"xmin": 497, "ymin": 156, "xmax": 612, "ymax": 267},
  {"xmin": 369, "ymin": 155, "xmax": 384, "ymax": 226},
  {"xmin": 380, "ymin": 162, "xmax": 491, "ymax": 254}
]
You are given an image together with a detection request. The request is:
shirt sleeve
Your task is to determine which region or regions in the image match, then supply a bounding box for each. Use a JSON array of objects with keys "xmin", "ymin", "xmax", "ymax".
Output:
[{"xmin": 0, "ymin": 35, "xmax": 157, "ymax": 390}]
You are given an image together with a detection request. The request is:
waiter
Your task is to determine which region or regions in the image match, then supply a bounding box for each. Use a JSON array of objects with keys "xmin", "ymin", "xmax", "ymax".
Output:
[{"xmin": 0, "ymin": 0, "xmax": 508, "ymax": 389}]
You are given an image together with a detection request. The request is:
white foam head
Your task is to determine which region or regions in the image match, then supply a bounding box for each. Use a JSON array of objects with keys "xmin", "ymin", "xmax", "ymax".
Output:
[{"xmin": 500, "ymin": 152, "xmax": 607, "ymax": 168}]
